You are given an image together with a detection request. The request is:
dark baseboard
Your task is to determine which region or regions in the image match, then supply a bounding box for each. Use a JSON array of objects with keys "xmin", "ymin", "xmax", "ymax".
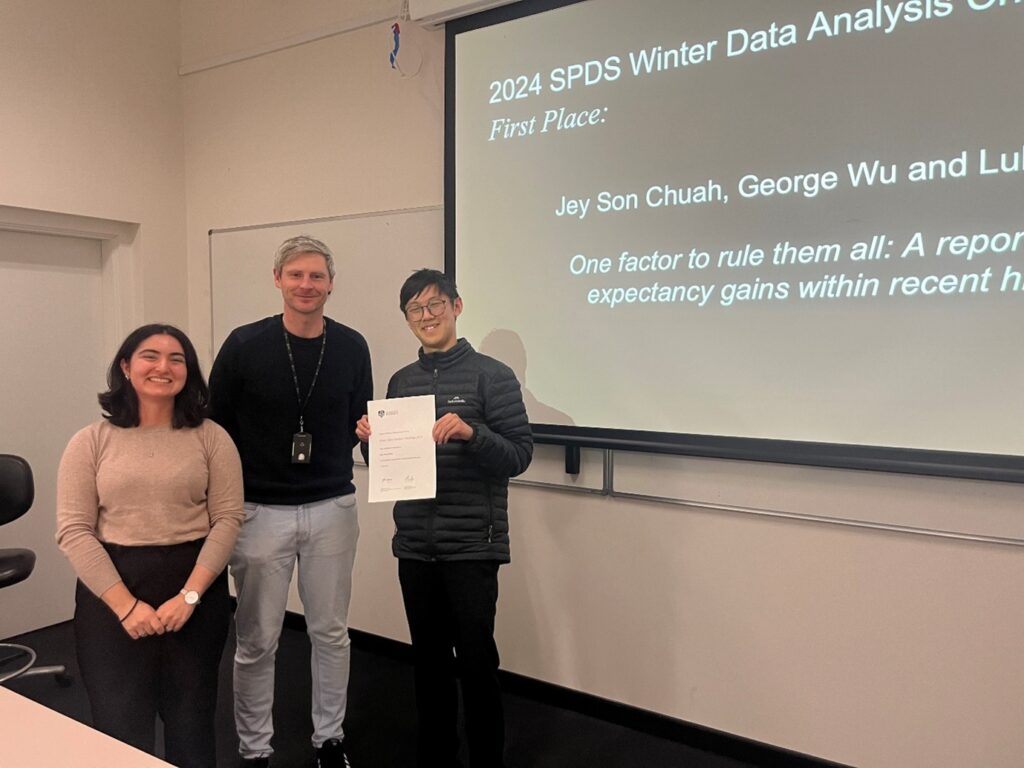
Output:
[
  {"xmin": 283, "ymin": 611, "xmax": 850, "ymax": 768},
  {"xmin": 496, "ymin": 671, "xmax": 850, "ymax": 768}
]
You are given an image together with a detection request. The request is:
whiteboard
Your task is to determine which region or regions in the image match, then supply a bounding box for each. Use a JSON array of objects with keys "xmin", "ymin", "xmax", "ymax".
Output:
[{"xmin": 209, "ymin": 206, "xmax": 443, "ymax": 401}]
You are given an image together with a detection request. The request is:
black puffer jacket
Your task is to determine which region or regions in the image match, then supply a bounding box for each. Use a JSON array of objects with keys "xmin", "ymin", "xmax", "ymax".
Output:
[{"xmin": 386, "ymin": 339, "xmax": 533, "ymax": 562}]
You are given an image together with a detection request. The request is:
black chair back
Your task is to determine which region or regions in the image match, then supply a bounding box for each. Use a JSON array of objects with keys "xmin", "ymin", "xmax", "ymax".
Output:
[
  {"xmin": 0, "ymin": 454, "xmax": 34, "ymax": 527},
  {"xmin": 0, "ymin": 453, "xmax": 70, "ymax": 686}
]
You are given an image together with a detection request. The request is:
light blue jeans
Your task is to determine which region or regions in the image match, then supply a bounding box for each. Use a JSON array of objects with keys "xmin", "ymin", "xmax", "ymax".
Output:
[{"xmin": 230, "ymin": 494, "xmax": 359, "ymax": 759}]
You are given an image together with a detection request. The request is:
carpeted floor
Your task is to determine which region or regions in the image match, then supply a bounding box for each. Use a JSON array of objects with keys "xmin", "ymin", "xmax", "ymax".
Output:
[{"xmin": 3, "ymin": 620, "xmax": 762, "ymax": 768}]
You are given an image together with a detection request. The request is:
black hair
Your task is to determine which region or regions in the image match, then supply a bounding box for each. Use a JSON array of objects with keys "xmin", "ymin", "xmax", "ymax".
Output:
[
  {"xmin": 98, "ymin": 324, "xmax": 209, "ymax": 429},
  {"xmin": 399, "ymin": 268, "xmax": 460, "ymax": 314}
]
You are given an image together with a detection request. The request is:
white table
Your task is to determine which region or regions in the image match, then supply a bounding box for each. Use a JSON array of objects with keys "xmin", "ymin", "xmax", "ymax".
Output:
[{"xmin": 0, "ymin": 687, "xmax": 171, "ymax": 767}]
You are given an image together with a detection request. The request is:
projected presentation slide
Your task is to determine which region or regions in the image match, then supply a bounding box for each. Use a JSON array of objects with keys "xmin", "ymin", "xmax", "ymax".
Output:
[{"xmin": 452, "ymin": 0, "xmax": 1023, "ymax": 459}]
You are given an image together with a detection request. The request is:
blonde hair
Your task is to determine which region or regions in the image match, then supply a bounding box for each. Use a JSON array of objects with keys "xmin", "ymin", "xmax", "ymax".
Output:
[{"xmin": 274, "ymin": 235, "xmax": 335, "ymax": 279}]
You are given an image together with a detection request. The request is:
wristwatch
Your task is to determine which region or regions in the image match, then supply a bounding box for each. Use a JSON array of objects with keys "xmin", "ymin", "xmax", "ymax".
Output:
[{"xmin": 180, "ymin": 588, "xmax": 200, "ymax": 606}]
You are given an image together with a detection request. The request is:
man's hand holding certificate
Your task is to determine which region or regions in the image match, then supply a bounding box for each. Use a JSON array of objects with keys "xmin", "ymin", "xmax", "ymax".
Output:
[{"xmin": 366, "ymin": 395, "xmax": 437, "ymax": 503}]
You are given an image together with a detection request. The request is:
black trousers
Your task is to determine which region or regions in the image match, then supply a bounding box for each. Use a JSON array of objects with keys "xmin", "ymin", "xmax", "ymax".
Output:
[
  {"xmin": 398, "ymin": 559, "xmax": 504, "ymax": 768},
  {"xmin": 74, "ymin": 539, "xmax": 230, "ymax": 768}
]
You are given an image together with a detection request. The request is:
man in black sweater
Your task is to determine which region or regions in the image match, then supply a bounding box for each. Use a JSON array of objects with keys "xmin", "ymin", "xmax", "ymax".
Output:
[
  {"xmin": 357, "ymin": 268, "xmax": 532, "ymax": 768},
  {"xmin": 211, "ymin": 235, "xmax": 372, "ymax": 768}
]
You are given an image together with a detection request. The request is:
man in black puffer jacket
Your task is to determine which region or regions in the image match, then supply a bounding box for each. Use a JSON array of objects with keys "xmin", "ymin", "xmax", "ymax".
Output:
[{"xmin": 357, "ymin": 268, "xmax": 532, "ymax": 768}]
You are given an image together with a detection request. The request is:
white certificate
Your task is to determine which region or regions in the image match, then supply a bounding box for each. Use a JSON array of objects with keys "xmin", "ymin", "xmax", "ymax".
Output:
[{"xmin": 367, "ymin": 395, "xmax": 437, "ymax": 503}]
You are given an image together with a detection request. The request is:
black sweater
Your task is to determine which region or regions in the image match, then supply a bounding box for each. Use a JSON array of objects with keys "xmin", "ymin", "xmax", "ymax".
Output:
[
  {"xmin": 210, "ymin": 315, "xmax": 372, "ymax": 505},
  {"xmin": 384, "ymin": 339, "xmax": 532, "ymax": 562}
]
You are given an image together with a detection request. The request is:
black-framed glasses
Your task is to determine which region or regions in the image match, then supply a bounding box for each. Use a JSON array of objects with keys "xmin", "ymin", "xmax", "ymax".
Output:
[{"xmin": 404, "ymin": 298, "xmax": 448, "ymax": 321}]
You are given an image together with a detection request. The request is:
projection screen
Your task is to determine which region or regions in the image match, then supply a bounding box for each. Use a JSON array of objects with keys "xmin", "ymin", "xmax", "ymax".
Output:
[{"xmin": 446, "ymin": 0, "xmax": 1024, "ymax": 481}]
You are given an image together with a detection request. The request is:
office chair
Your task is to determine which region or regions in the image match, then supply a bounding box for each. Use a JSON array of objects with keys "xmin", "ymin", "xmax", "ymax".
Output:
[{"xmin": 0, "ymin": 453, "xmax": 71, "ymax": 686}]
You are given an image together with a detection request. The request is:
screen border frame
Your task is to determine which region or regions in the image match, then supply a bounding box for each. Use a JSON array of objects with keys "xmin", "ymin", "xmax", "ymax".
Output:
[{"xmin": 444, "ymin": 0, "xmax": 1024, "ymax": 484}]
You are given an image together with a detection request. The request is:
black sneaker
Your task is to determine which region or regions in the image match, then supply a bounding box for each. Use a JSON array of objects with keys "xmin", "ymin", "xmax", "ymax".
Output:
[
  {"xmin": 316, "ymin": 737, "xmax": 351, "ymax": 768},
  {"xmin": 238, "ymin": 757, "xmax": 270, "ymax": 768}
]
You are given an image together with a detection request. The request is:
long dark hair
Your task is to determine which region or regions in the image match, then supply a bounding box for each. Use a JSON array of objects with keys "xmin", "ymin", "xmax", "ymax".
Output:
[{"xmin": 98, "ymin": 324, "xmax": 209, "ymax": 429}]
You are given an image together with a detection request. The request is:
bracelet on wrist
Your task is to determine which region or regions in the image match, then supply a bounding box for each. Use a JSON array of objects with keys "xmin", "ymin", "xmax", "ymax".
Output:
[{"xmin": 118, "ymin": 598, "xmax": 139, "ymax": 623}]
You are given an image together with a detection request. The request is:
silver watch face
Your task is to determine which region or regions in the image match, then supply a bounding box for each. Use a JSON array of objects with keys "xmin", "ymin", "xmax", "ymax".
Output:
[{"xmin": 183, "ymin": 590, "xmax": 200, "ymax": 606}]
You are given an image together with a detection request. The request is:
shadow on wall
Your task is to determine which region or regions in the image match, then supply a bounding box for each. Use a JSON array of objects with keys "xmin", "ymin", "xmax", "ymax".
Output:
[
  {"xmin": 479, "ymin": 328, "xmax": 575, "ymax": 428},
  {"xmin": 483, "ymin": 330, "xmax": 688, "ymax": 710}
]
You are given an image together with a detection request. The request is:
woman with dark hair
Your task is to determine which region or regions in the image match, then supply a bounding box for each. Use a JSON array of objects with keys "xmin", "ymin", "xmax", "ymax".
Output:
[{"xmin": 56, "ymin": 324, "xmax": 244, "ymax": 768}]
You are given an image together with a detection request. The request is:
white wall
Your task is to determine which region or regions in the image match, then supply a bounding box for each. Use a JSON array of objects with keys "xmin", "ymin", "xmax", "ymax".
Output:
[
  {"xmin": 503, "ymin": 454, "xmax": 1024, "ymax": 768},
  {"xmin": 0, "ymin": 1, "xmax": 188, "ymax": 636},
  {"xmin": 0, "ymin": 0, "xmax": 188, "ymax": 326},
  {"xmin": 0, "ymin": 231, "xmax": 107, "ymax": 638},
  {"xmin": 181, "ymin": 1, "xmax": 444, "ymax": 363},
  {"xmin": 180, "ymin": 0, "xmax": 399, "ymax": 69}
]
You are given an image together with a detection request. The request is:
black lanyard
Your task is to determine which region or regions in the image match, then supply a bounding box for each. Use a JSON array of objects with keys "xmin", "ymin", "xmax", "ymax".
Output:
[{"xmin": 282, "ymin": 318, "xmax": 326, "ymax": 434}]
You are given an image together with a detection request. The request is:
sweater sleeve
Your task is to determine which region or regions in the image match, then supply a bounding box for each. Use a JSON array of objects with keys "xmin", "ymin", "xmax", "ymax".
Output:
[
  {"xmin": 194, "ymin": 422, "xmax": 244, "ymax": 576},
  {"xmin": 55, "ymin": 425, "xmax": 123, "ymax": 596},
  {"xmin": 350, "ymin": 335, "xmax": 373, "ymax": 444},
  {"xmin": 209, "ymin": 331, "xmax": 241, "ymax": 443}
]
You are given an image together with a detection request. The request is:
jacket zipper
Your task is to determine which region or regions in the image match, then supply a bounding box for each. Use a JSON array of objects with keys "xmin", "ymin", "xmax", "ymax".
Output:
[
  {"xmin": 426, "ymin": 367, "xmax": 439, "ymax": 559},
  {"xmin": 486, "ymin": 485, "xmax": 494, "ymax": 543}
]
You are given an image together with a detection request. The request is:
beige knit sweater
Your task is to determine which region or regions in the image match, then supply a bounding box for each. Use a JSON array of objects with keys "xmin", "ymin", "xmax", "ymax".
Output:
[{"xmin": 56, "ymin": 419, "xmax": 244, "ymax": 597}]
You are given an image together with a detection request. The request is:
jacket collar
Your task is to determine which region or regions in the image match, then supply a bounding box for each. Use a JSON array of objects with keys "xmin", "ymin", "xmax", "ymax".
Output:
[{"xmin": 418, "ymin": 338, "xmax": 472, "ymax": 370}]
